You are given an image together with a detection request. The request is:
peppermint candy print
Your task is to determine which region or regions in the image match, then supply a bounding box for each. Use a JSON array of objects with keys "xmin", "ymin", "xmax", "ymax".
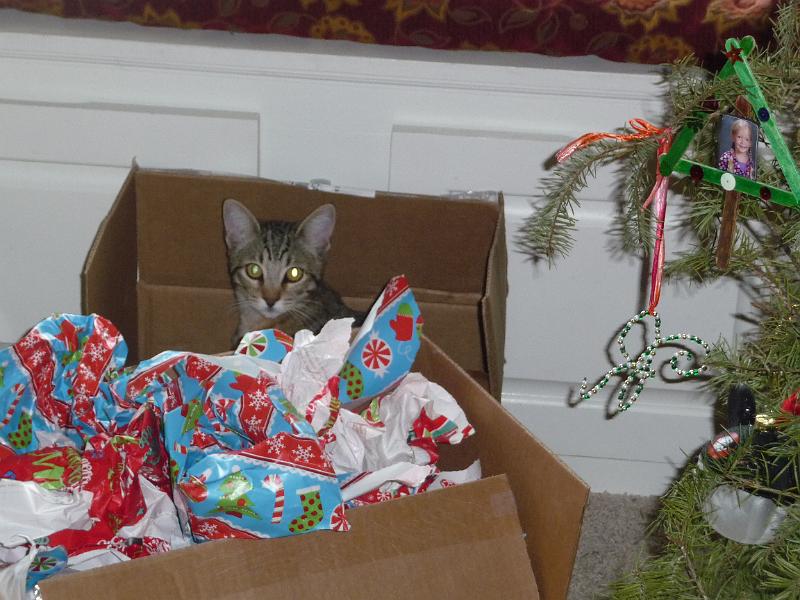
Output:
[
  {"xmin": 26, "ymin": 546, "xmax": 68, "ymax": 591},
  {"xmin": 235, "ymin": 329, "xmax": 293, "ymax": 363},
  {"xmin": 361, "ymin": 335, "xmax": 392, "ymax": 375},
  {"xmin": 238, "ymin": 332, "xmax": 268, "ymax": 357},
  {"xmin": 338, "ymin": 275, "xmax": 421, "ymax": 407},
  {"xmin": 330, "ymin": 503, "xmax": 351, "ymax": 532}
]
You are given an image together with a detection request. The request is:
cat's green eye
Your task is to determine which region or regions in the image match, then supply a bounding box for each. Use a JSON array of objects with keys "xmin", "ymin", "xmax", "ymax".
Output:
[
  {"xmin": 285, "ymin": 266, "xmax": 304, "ymax": 283},
  {"xmin": 245, "ymin": 263, "xmax": 263, "ymax": 279}
]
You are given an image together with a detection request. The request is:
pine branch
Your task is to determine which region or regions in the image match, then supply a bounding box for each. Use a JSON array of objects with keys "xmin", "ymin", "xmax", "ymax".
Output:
[
  {"xmin": 518, "ymin": 140, "xmax": 632, "ymax": 263},
  {"xmin": 617, "ymin": 138, "xmax": 659, "ymax": 254}
]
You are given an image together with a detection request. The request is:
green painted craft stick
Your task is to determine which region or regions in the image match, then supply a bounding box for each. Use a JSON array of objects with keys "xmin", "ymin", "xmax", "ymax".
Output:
[
  {"xmin": 726, "ymin": 38, "xmax": 800, "ymax": 200},
  {"xmin": 659, "ymin": 111, "xmax": 708, "ymax": 176},
  {"xmin": 673, "ymin": 158, "xmax": 799, "ymax": 208}
]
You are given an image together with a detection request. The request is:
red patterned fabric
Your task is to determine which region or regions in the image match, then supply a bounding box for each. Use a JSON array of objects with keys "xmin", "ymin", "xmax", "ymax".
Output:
[{"xmin": 0, "ymin": 1, "xmax": 779, "ymax": 67}]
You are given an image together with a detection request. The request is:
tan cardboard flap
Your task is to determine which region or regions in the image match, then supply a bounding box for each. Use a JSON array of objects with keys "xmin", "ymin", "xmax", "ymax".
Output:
[
  {"xmin": 482, "ymin": 193, "xmax": 509, "ymax": 399},
  {"xmin": 80, "ymin": 167, "xmax": 140, "ymax": 359},
  {"xmin": 412, "ymin": 301, "xmax": 484, "ymax": 373},
  {"xmin": 134, "ymin": 170, "xmax": 498, "ymax": 296},
  {"xmin": 40, "ymin": 475, "xmax": 539, "ymax": 600},
  {"xmin": 416, "ymin": 337, "xmax": 589, "ymax": 600}
]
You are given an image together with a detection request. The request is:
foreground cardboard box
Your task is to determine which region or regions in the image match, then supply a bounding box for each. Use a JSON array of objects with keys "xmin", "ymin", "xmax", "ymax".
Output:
[
  {"xmin": 40, "ymin": 336, "xmax": 589, "ymax": 600},
  {"xmin": 81, "ymin": 166, "xmax": 507, "ymax": 398}
]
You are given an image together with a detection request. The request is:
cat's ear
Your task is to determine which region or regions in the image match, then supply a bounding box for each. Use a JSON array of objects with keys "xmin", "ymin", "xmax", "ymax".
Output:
[
  {"xmin": 297, "ymin": 204, "xmax": 336, "ymax": 256},
  {"xmin": 223, "ymin": 199, "xmax": 260, "ymax": 253}
]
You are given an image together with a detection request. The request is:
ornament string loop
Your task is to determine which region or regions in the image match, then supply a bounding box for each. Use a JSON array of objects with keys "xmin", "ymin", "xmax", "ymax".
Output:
[{"xmin": 645, "ymin": 133, "xmax": 674, "ymax": 314}]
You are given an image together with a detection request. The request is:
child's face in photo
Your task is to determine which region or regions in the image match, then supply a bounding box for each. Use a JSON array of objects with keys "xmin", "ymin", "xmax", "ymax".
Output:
[{"xmin": 734, "ymin": 127, "xmax": 752, "ymax": 155}]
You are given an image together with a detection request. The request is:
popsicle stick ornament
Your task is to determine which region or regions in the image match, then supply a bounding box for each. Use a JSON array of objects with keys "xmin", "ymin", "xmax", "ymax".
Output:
[
  {"xmin": 716, "ymin": 190, "xmax": 740, "ymax": 269},
  {"xmin": 660, "ymin": 37, "xmax": 800, "ymax": 210}
]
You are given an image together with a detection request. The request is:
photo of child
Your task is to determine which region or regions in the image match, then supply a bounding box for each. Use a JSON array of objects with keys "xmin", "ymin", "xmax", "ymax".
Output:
[{"xmin": 717, "ymin": 115, "xmax": 758, "ymax": 180}]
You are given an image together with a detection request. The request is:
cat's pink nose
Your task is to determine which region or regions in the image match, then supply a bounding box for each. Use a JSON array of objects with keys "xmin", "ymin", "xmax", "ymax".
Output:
[{"xmin": 262, "ymin": 290, "xmax": 280, "ymax": 307}]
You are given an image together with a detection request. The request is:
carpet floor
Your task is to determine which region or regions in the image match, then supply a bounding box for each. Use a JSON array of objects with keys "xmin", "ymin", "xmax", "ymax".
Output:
[{"xmin": 567, "ymin": 492, "xmax": 661, "ymax": 600}]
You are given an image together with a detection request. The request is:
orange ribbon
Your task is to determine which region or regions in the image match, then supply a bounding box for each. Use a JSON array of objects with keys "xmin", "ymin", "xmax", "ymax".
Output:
[{"xmin": 556, "ymin": 118, "xmax": 668, "ymax": 163}]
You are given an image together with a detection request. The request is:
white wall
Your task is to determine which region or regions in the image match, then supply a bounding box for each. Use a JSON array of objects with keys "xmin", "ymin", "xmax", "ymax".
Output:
[{"xmin": 0, "ymin": 10, "xmax": 743, "ymax": 494}]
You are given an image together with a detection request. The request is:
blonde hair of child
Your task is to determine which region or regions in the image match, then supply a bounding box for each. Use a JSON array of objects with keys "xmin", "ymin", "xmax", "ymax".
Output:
[{"xmin": 730, "ymin": 119, "xmax": 751, "ymax": 148}]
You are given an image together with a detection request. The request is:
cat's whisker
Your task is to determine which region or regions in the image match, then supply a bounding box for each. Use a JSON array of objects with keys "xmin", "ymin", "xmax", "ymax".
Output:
[
  {"xmin": 228, "ymin": 299, "xmax": 255, "ymax": 314},
  {"xmin": 288, "ymin": 305, "xmax": 316, "ymax": 323},
  {"xmin": 226, "ymin": 303, "xmax": 250, "ymax": 317}
]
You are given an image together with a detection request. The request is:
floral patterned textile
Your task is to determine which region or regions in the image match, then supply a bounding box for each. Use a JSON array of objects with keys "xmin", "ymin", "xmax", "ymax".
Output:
[{"xmin": 0, "ymin": 0, "xmax": 779, "ymax": 66}]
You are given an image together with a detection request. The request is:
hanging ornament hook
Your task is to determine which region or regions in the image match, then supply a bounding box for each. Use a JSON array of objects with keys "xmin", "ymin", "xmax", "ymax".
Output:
[{"xmin": 577, "ymin": 311, "xmax": 710, "ymax": 413}]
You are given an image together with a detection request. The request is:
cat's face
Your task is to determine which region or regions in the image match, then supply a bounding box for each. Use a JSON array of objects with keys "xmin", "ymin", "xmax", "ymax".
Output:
[{"xmin": 222, "ymin": 199, "xmax": 335, "ymax": 322}]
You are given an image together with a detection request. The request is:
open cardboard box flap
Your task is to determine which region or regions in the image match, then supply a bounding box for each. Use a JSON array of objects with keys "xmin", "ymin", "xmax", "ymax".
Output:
[
  {"xmin": 41, "ymin": 476, "xmax": 535, "ymax": 599},
  {"xmin": 40, "ymin": 337, "xmax": 588, "ymax": 600},
  {"xmin": 81, "ymin": 166, "xmax": 508, "ymax": 398}
]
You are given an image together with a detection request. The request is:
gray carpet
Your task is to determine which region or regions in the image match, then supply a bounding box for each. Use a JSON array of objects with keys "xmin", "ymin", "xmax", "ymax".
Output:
[{"xmin": 567, "ymin": 492, "xmax": 661, "ymax": 600}]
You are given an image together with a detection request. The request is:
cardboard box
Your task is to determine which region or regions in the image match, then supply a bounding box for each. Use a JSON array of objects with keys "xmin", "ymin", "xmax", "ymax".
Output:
[
  {"xmin": 81, "ymin": 166, "xmax": 508, "ymax": 399},
  {"xmin": 73, "ymin": 166, "xmax": 587, "ymax": 598},
  {"xmin": 40, "ymin": 336, "xmax": 589, "ymax": 600}
]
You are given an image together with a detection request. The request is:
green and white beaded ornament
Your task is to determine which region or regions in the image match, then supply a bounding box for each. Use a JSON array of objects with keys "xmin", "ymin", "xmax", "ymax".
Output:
[{"xmin": 578, "ymin": 311, "xmax": 710, "ymax": 413}]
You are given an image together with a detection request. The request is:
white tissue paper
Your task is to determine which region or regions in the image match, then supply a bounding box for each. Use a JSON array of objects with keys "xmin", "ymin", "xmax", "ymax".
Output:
[
  {"xmin": 327, "ymin": 373, "xmax": 473, "ymax": 475},
  {"xmin": 272, "ymin": 322, "xmax": 480, "ymax": 499},
  {"xmin": 0, "ymin": 544, "xmax": 37, "ymax": 600},
  {"xmin": 0, "ymin": 480, "xmax": 93, "ymax": 547},
  {"xmin": 279, "ymin": 318, "xmax": 353, "ymax": 433}
]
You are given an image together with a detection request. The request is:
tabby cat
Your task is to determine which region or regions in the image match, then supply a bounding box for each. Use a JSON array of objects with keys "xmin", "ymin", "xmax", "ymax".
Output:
[{"xmin": 222, "ymin": 198, "xmax": 363, "ymax": 345}]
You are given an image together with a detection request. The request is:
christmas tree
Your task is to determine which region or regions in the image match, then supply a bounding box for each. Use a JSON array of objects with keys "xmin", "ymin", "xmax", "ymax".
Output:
[{"xmin": 521, "ymin": 3, "xmax": 800, "ymax": 597}]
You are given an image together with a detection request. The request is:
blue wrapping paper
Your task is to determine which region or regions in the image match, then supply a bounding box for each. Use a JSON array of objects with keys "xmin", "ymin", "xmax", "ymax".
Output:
[
  {"xmin": 0, "ymin": 315, "xmax": 345, "ymax": 548},
  {"xmin": 337, "ymin": 274, "xmax": 421, "ymax": 408},
  {"xmin": 0, "ymin": 274, "xmax": 435, "ymax": 588}
]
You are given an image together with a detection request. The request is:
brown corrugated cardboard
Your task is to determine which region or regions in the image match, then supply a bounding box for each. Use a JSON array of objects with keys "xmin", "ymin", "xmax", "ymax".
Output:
[
  {"xmin": 41, "ymin": 476, "xmax": 536, "ymax": 599},
  {"xmin": 40, "ymin": 336, "xmax": 588, "ymax": 600},
  {"xmin": 82, "ymin": 166, "xmax": 507, "ymax": 399}
]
